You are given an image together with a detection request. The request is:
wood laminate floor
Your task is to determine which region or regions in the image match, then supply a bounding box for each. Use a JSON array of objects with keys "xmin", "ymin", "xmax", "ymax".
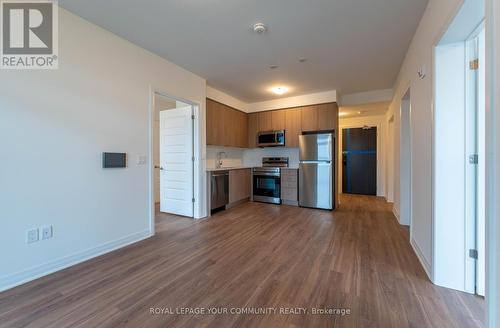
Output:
[{"xmin": 0, "ymin": 195, "xmax": 485, "ymax": 328}]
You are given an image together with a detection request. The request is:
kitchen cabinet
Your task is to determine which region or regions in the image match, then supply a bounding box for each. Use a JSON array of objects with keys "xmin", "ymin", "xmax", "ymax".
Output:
[
  {"xmin": 206, "ymin": 98, "xmax": 248, "ymax": 148},
  {"xmin": 208, "ymin": 98, "xmax": 338, "ymax": 149},
  {"xmin": 300, "ymin": 105, "xmax": 319, "ymax": 132},
  {"xmin": 271, "ymin": 110, "xmax": 286, "ymax": 130},
  {"xmin": 258, "ymin": 111, "xmax": 273, "ymax": 132},
  {"xmin": 284, "ymin": 108, "xmax": 302, "ymax": 148},
  {"xmin": 206, "ymin": 99, "xmax": 221, "ymax": 146},
  {"xmin": 229, "ymin": 169, "xmax": 251, "ymax": 205},
  {"xmin": 317, "ymin": 103, "xmax": 338, "ymax": 131},
  {"xmin": 248, "ymin": 113, "xmax": 259, "ymax": 148},
  {"xmin": 281, "ymin": 168, "xmax": 298, "ymax": 206}
]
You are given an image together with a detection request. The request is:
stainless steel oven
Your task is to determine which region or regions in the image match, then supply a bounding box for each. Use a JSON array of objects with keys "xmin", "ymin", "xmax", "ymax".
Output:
[
  {"xmin": 257, "ymin": 130, "xmax": 285, "ymax": 147},
  {"xmin": 252, "ymin": 157, "xmax": 289, "ymax": 205},
  {"xmin": 252, "ymin": 168, "xmax": 281, "ymax": 204}
]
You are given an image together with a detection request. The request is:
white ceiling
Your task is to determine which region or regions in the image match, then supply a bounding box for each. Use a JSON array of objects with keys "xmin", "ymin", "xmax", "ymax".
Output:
[{"xmin": 60, "ymin": 0, "xmax": 428, "ymax": 103}]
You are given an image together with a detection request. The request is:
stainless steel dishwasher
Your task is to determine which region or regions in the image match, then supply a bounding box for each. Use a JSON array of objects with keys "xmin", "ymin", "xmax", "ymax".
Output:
[{"xmin": 211, "ymin": 171, "xmax": 229, "ymax": 211}]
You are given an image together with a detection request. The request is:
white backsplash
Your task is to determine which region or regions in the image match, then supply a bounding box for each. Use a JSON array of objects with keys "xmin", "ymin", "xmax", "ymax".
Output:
[
  {"xmin": 243, "ymin": 147, "xmax": 300, "ymax": 168},
  {"xmin": 206, "ymin": 146, "xmax": 300, "ymax": 169},
  {"xmin": 206, "ymin": 146, "xmax": 245, "ymax": 168}
]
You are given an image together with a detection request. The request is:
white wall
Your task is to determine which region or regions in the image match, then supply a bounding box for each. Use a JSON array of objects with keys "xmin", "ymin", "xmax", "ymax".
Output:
[
  {"xmin": 399, "ymin": 96, "xmax": 411, "ymax": 226},
  {"xmin": 340, "ymin": 89, "xmax": 394, "ymax": 106},
  {"xmin": 206, "ymin": 146, "xmax": 300, "ymax": 170},
  {"xmin": 243, "ymin": 148, "xmax": 300, "ymax": 168},
  {"xmin": 386, "ymin": 115, "xmax": 395, "ymax": 203},
  {"xmin": 246, "ymin": 90, "xmax": 337, "ymax": 112},
  {"xmin": 206, "ymin": 146, "xmax": 246, "ymax": 169},
  {"xmin": 385, "ymin": 0, "xmax": 469, "ymax": 278},
  {"xmin": 206, "ymin": 86, "xmax": 247, "ymax": 112},
  {"xmin": 338, "ymin": 115, "xmax": 387, "ymax": 198},
  {"xmin": 0, "ymin": 9, "xmax": 207, "ymax": 291}
]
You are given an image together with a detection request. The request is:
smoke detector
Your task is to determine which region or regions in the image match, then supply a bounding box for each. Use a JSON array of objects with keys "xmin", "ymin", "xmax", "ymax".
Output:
[{"xmin": 253, "ymin": 23, "xmax": 267, "ymax": 34}]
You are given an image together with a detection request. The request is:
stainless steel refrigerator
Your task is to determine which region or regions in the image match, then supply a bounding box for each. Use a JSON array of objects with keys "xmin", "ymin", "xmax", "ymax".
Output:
[{"xmin": 299, "ymin": 133, "xmax": 335, "ymax": 210}]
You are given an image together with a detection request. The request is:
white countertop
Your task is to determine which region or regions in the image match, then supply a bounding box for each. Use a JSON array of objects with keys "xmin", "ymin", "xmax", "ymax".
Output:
[{"xmin": 206, "ymin": 166, "xmax": 253, "ymax": 172}]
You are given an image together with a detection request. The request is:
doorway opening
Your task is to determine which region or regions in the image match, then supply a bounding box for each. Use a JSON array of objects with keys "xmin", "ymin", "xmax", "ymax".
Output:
[
  {"xmin": 433, "ymin": 0, "xmax": 485, "ymax": 295},
  {"xmin": 400, "ymin": 89, "xmax": 412, "ymax": 228},
  {"xmin": 153, "ymin": 93, "xmax": 195, "ymax": 218},
  {"xmin": 341, "ymin": 127, "xmax": 377, "ymax": 196}
]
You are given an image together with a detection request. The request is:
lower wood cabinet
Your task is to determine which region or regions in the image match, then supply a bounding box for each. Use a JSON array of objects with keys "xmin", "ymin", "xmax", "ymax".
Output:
[
  {"xmin": 281, "ymin": 168, "xmax": 298, "ymax": 206},
  {"xmin": 229, "ymin": 169, "xmax": 251, "ymax": 204}
]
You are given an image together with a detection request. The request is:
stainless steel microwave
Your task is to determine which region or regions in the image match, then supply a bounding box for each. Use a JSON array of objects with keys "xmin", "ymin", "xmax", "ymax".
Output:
[{"xmin": 257, "ymin": 130, "xmax": 285, "ymax": 147}]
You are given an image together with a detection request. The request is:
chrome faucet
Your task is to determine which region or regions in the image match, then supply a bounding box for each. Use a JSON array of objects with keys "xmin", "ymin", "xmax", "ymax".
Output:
[{"xmin": 216, "ymin": 151, "xmax": 227, "ymax": 168}]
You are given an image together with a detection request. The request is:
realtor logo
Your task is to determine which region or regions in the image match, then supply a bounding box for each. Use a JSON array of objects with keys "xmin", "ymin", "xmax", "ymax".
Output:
[{"xmin": 1, "ymin": 0, "xmax": 58, "ymax": 69}]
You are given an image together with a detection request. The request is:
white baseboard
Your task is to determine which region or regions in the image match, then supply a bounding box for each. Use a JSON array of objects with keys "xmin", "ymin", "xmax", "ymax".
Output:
[
  {"xmin": 392, "ymin": 206, "xmax": 400, "ymax": 222},
  {"xmin": 410, "ymin": 237, "xmax": 433, "ymax": 281},
  {"xmin": 0, "ymin": 229, "xmax": 152, "ymax": 292}
]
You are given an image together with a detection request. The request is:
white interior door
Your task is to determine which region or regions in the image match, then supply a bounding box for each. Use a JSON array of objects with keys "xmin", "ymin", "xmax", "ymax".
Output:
[{"xmin": 159, "ymin": 106, "xmax": 194, "ymax": 217}]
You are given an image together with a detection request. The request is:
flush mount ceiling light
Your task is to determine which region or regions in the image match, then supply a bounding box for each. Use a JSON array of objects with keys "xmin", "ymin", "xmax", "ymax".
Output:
[
  {"xmin": 269, "ymin": 64, "xmax": 279, "ymax": 69},
  {"xmin": 298, "ymin": 57, "xmax": 307, "ymax": 63},
  {"xmin": 270, "ymin": 86, "xmax": 289, "ymax": 95},
  {"xmin": 253, "ymin": 23, "xmax": 267, "ymax": 34}
]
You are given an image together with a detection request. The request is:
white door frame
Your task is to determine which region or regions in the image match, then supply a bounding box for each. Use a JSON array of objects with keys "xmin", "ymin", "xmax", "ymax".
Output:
[
  {"xmin": 400, "ymin": 88, "xmax": 413, "ymax": 233},
  {"xmin": 148, "ymin": 87, "xmax": 202, "ymax": 235},
  {"xmin": 485, "ymin": 0, "xmax": 498, "ymax": 324}
]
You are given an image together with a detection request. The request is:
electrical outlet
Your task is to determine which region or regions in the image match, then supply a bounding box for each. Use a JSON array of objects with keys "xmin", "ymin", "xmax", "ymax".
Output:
[
  {"xmin": 27, "ymin": 228, "xmax": 39, "ymax": 244},
  {"xmin": 41, "ymin": 225, "xmax": 53, "ymax": 240}
]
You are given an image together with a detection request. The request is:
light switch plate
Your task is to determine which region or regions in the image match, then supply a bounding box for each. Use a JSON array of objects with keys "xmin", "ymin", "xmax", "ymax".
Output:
[
  {"xmin": 41, "ymin": 225, "xmax": 53, "ymax": 240},
  {"xmin": 137, "ymin": 155, "xmax": 147, "ymax": 165},
  {"xmin": 27, "ymin": 228, "xmax": 39, "ymax": 244}
]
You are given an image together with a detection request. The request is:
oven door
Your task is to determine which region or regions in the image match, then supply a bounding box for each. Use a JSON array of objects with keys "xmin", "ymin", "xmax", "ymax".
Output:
[{"xmin": 253, "ymin": 173, "xmax": 281, "ymax": 204}]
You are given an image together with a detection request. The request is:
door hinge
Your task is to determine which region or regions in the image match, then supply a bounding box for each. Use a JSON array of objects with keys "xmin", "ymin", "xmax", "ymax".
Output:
[
  {"xmin": 191, "ymin": 114, "xmax": 195, "ymax": 120},
  {"xmin": 469, "ymin": 249, "xmax": 478, "ymax": 259},
  {"xmin": 192, "ymin": 198, "xmax": 196, "ymax": 203},
  {"xmin": 470, "ymin": 59, "xmax": 479, "ymax": 70},
  {"xmin": 469, "ymin": 154, "xmax": 479, "ymax": 164},
  {"xmin": 192, "ymin": 156, "xmax": 195, "ymax": 162}
]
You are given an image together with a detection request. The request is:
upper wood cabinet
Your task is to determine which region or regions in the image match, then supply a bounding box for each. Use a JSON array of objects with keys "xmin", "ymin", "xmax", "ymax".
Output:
[
  {"xmin": 300, "ymin": 105, "xmax": 319, "ymax": 132},
  {"xmin": 206, "ymin": 98, "xmax": 248, "ymax": 148},
  {"xmin": 271, "ymin": 110, "xmax": 286, "ymax": 131},
  {"xmin": 317, "ymin": 103, "xmax": 338, "ymax": 131},
  {"xmin": 248, "ymin": 113, "xmax": 259, "ymax": 148},
  {"xmin": 208, "ymin": 98, "xmax": 338, "ymax": 149},
  {"xmin": 206, "ymin": 99, "xmax": 224, "ymax": 146},
  {"xmin": 258, "ymin": 111, "xmax": 273, "ymax": 132},
  {"xmin": 284, "ymin": 108, "xmax": 302, "ymax": 148}
]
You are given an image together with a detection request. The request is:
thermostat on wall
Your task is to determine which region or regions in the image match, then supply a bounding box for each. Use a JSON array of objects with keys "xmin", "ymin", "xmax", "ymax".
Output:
[{"xmin": 102, "ymin": 152, "xmax": 127, "ymax": 168}]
